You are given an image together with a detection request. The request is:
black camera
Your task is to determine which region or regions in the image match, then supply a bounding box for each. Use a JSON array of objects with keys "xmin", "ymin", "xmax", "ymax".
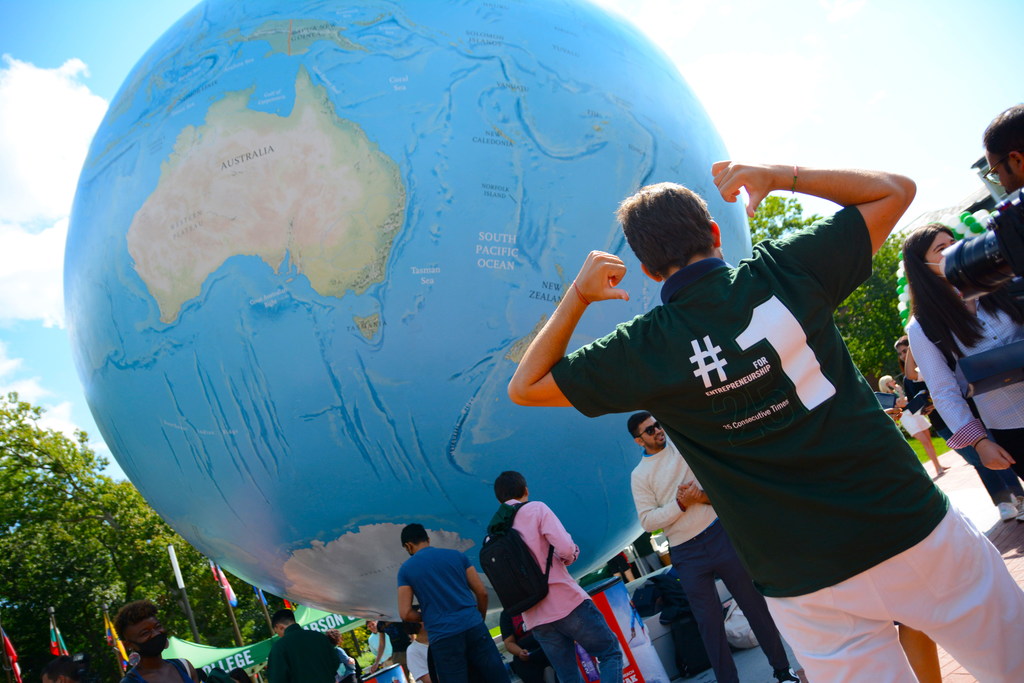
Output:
[{"xmin": 943, "ymin": 189, "xmax": 1024, "ymax": 299}]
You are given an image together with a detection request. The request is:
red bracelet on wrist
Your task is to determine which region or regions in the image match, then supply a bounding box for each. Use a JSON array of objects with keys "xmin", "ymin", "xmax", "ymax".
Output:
[{"xmin": 572, "ymin": 281, "xmax": 590, "ymax": 305}]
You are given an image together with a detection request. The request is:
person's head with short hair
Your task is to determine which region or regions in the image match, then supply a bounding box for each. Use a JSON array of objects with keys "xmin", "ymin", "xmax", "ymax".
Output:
[
  {"xmin": 617, "ymin": 182, "xmax": 719, "ymax": 279},
  {"xmin": 325, "ymin": 628, "xmax": 342, "ymax": 645},
  {"xmin": 493, "ymin": 471, "xmax": 528, "ymax": 503},
  {"xmin": 400, "ymin": 523, "xmax": 430, "ymax": 555},
  {"xmin": 228, "ymin": 668, "xmax": 253, "ymax": 683},
  {"xmin": 270, "ymin": 608, "xmax": 296, "ymax": 638},
  {"xmin": 115, "ymin": 600, "xmax": 169, "ymax": 659},
  {"xmin": 41, "ymin": 655, "xmax": 81, "ymax": 683},
  {"xmin": 984, "ymin": 105, "xmax": 1024, "ymax": 193},
  {"xmin": 629, "ymin": 411, "xmax": 667, "ymax": 454},
  {"xmin": 878, "ymin": 375, "xmax": 896, "ymax": 393},
  {"xmin": 627, "ymin": 411, "xmax": 651, "ymax": 437}
]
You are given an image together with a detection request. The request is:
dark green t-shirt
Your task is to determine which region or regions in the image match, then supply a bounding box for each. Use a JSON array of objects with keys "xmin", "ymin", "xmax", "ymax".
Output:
[{"xmin": 552, "ymin": 206, "xmax": 948, "ymax": 597}]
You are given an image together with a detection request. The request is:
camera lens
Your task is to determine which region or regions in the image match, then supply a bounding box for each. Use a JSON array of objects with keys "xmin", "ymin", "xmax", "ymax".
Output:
[{"xmin": 943, "ymin": 230, "xmax": 1013, "ymax": 299}]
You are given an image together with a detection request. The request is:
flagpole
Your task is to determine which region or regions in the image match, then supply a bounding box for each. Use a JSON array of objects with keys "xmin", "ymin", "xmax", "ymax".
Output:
[
  {"xmin": 255, "ymin": 589, "xmax": 274, "ymax": 636},
  {"xmin": 101, "ymin": 605, "xmax": 124, "ymax": 679},
  {"xmin": 221, "ymin": 589, "xmax": 244, "ymax": 647},
  {"xmin": 167, "ymin": 545, "xmax": 202, "ymax": 642},
  {"xmin": 47, "ymin": 607, "xmax": 68, "ymax": 657}
]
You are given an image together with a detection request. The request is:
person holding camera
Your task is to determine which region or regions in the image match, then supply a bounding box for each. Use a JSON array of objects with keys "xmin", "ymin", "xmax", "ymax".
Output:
[
  {"xmin": 903, "ymin": 222, "xmax": 1024, "ymax": 499},
  {"xmin": 985, "ymin": 105, "xmax": 1024, "ymax": 194}
]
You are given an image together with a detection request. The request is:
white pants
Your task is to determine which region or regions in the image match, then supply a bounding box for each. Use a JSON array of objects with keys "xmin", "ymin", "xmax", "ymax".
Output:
[{"xmin": 765, "ymin": 507, "xmax": 1024, "ymax": 682}]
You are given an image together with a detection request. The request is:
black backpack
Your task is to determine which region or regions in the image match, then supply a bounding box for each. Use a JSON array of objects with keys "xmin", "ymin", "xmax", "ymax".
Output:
[{"xmin": 479, "ymin": 502, "xmax": 554, "ymax": 614}]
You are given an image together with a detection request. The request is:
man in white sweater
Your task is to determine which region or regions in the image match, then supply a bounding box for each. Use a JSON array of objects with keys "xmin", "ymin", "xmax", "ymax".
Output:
[{"xmin": 627, "ymin": 411, "xmax": 797, "ymax": 683}]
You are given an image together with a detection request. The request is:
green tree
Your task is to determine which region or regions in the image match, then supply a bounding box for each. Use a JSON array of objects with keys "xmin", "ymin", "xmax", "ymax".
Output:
[
  {"xmin": 0, "ymin": 393, "xmax": 272, "ymax": 682},
  {"xmin": 835, "ymin": 234, "xmax": 906, "ymax": 386},
  {"xmin": 748, "ymin": 194, "xmax": 821, "ymax": 243}
]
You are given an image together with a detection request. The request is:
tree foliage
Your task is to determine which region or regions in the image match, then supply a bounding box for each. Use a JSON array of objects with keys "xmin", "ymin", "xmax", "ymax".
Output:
[
  {"xmin": 747, "ymin": 195, "xmax": 821, "ymax": 243},
  {"xmin": 0, "ymin": 394, "xmax": 280, "ymax": 682},
  {"xmin": 835, "ymin": 234, "xmax": 906, "ymax": 387}
]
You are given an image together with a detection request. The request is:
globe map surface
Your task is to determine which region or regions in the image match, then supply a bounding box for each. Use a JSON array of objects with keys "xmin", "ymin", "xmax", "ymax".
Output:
[{"xmin": 66, "ymin": 0, "xmax": 750, "ymax": 618}]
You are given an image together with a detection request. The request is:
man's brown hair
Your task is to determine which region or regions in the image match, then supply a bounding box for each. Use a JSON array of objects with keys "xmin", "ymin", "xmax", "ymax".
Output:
[{"xmin": 616, "ymin": 182, "xmax": 715, "ymax": 278}]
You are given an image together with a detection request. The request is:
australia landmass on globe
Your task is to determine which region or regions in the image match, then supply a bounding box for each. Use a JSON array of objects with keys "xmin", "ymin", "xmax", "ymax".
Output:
[{"xmin": 126, "ymin": 66, "xmax": 405, "ymax": 324}]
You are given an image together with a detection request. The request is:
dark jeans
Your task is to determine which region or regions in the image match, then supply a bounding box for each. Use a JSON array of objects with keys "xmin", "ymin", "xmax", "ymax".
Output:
[
  {"xmin": 509, "ymin": 647, "xmax": 554, "ymax": 683},
  {"xmin": 428, "ymin": 621, "xmax": 509, "ymax": 683},
  {"xmin": 669, "ymin": 520, "xmax": 790, "ymax": 683},
  {"xmin": 992, "ymin": 427, "xmax": 1024, "ymax": 485},
  {"xmin": 937, "ymin": 425, "xmax": 1024, "ymax": 504},
  {"xmin": 531, "ymin": 599, "xmax": 622, "ymax": 683}
]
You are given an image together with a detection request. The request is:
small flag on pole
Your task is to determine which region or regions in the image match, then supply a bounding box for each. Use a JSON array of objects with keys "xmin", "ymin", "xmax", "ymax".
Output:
[
  {"xmin": 2, "ymin": 627, "xmax": 23, "ymax": 683},
  {"xmin": 253, "ymin": 586, "xmax": 267, "ymax": 606},
  {"xmin": 283, "ymin": 599, "xmax": 296, "ymax": 610},
  {"xmin": 103, "ymin": 612, "xmax": 130, "ymax": 671},
  {"xmin": 210, "ymin": 561, "xmax": 238, "ymax": 607},
  {"xmin": 48, "ymin": 613, "xmax": 69, "ymax": 657}
]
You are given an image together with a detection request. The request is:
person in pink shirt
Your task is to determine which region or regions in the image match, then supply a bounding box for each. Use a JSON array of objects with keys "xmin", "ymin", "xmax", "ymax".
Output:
[{"xmin": 492, "ymin": 471, "xmax": 623, "ymax": 683}]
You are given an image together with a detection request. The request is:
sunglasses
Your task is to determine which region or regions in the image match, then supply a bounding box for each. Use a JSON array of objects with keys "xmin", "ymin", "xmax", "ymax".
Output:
[{"xmin": 636, "ymin": 421, "xmax": 661, "ymax": 437}]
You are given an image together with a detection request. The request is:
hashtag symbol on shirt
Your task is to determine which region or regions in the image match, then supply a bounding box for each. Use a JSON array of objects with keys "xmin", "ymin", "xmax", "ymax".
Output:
[{"xmin": 689, "ymin": 335, "xmax": 728, "ymax": 388}]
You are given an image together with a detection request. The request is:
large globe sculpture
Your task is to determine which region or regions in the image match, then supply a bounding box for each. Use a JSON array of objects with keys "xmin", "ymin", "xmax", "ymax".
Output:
[{"xmin": 66, "ymin": 0, "xmax": 750, "ymax": 618}]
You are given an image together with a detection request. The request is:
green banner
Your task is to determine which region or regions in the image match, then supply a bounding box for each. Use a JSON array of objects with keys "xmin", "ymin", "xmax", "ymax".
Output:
[{"xmin": 165, "ymin": 606, "xmax": 364, "ymax": 672}]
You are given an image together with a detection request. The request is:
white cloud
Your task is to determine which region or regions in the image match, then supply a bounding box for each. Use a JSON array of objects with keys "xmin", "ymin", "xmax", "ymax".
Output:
[
  {"xmin": 0, "ymin": 341, "xmax": 84, "ymax": 442},
  {"xmin": 0, "ymin": 340, "xmax": 50, "ymax": 403},
  {"xmin": 0, "ymin": 55, "xmax": 107, "ymax": 224},
  {"xmin": 36, "ymin": 400, "xmax": 81, "ymax": 440},
  {"xmin": 0, "ymin": 217, "xmax": 68, "ymax": 327},
  {"xmin": 0, "ymin": 56, "xmax": 105, "ymax": 328}
]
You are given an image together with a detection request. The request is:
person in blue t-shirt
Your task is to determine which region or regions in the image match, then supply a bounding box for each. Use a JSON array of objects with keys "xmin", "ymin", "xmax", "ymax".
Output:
[{"xmin": 396, "ymin": 523, "xmax": 508, "ymax": 683}]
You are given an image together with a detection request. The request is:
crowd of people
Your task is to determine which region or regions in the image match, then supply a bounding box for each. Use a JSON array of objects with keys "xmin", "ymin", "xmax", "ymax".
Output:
[{"xmin": 45, "ymin": 105, "xmax": 1024, "ymax": 683}]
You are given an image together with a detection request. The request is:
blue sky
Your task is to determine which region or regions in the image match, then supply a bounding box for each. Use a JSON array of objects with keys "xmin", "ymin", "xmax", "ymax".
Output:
[{"xmin": 0, "ymin": 0, "xmax": 1020, "ymax": 480}]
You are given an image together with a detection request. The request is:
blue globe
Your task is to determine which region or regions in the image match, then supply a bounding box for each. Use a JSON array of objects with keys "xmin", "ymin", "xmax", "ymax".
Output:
[{"xmin": 66, "ymin": 0, "xmax": 750, "ymax": 617}]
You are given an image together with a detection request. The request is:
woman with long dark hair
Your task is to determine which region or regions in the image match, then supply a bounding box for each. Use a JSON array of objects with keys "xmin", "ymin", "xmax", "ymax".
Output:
[{"xmin": 902, "ymin": 223, "xmax": 1024, "ymax": 494}]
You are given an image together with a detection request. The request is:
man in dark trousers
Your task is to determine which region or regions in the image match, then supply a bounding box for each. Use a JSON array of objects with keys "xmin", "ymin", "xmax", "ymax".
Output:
[
  {"xmin": 267, "ymin": 608, "xmax": 338, "ymax": 683},
  {"xmin": 396, "ymin": 523, "xmax": 509, "ymax": 683},
  {"xmin": 628, "ymin": 411, "xmax": 797, "ymax": 683}
]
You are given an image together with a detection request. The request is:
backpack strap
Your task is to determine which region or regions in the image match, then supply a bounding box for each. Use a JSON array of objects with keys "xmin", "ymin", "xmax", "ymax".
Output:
[{"xmin": 514, "ymin": 502, "xmax": 555, "ymax": 578}]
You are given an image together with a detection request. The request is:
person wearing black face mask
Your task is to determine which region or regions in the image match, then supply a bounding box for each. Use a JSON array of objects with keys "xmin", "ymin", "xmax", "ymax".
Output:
[{"xmin": 114, "ymin": 600, "xmax": 201, "ymax": 683}]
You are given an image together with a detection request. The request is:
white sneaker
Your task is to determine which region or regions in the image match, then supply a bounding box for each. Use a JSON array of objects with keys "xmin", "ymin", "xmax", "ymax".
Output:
[
  {"xmin": 1015, "ymin": 495, "xmax": 1024, "ymax": 514},
  {"xmin": 998, "ymin": 502, "xmax": 1017, "ymax": 521}
]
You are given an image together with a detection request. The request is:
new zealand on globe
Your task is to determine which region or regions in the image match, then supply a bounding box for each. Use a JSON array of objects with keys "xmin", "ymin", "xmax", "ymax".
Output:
[{"xmin": 65, "ymin": 0, "xmax": 749, "ymax": 618}]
